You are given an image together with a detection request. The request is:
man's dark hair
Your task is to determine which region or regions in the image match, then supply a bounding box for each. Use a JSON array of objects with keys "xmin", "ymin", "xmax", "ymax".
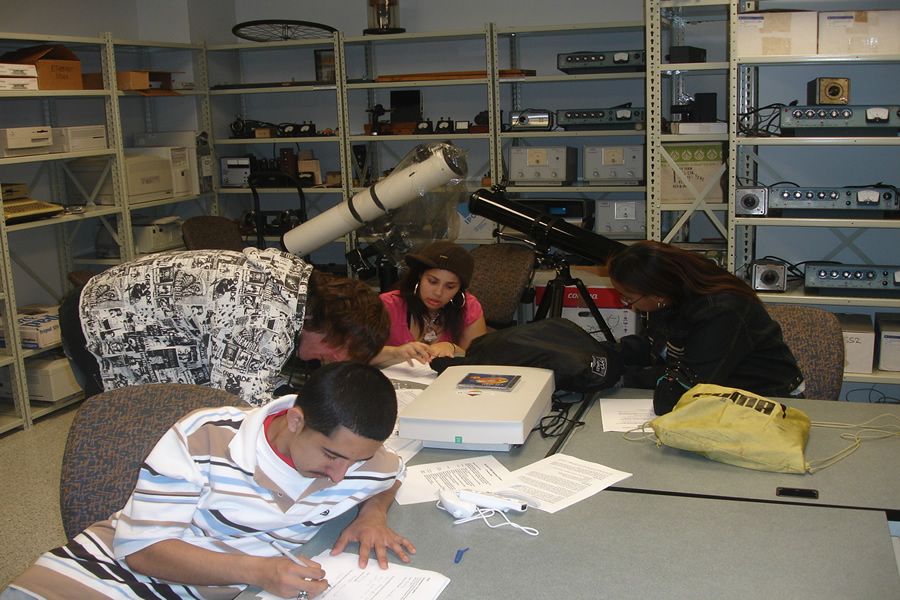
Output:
[
  {"xmin": 294, "ymin": 362, "xmax": 397, "ymax": 442},
  {"xmin": 304, "ymin": 272, "xmax": 390, "ymax": 363}
]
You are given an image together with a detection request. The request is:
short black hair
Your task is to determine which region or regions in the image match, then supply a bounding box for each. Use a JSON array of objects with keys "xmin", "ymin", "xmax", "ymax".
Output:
[{"xmin": 294, "ymin": 362, "xmax": 397, "ymax": 442}]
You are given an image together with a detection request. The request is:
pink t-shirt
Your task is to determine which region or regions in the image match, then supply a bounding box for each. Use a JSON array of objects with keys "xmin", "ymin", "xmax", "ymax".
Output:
[{"xmin": 380, "ymin": 290, "xmax": 483, "ymax": 347}]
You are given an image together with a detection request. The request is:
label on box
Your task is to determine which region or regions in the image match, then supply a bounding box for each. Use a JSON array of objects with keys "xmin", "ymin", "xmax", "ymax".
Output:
[
  {"xmin": 458, "ymin": 204, "xmax": 494, "ymax": 240},
  {"xmin": 534, "ymin": 285, "xmax": 622, "ymax": 309}
]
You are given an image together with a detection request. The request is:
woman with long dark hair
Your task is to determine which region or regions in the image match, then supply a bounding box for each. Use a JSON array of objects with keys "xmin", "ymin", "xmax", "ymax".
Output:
[
  {"xmin": 372, "ymin": 241, "xmax": 486, "ymax": 365},
  {"xmin": 607, "ymin": 240, "xmax": 803, "ymax": 415}
]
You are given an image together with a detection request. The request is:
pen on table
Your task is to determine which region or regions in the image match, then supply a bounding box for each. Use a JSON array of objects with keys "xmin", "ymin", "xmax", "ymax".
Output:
[{"xmin": 454, "ymin": 548, "xmax": 469, "ymax": 563}]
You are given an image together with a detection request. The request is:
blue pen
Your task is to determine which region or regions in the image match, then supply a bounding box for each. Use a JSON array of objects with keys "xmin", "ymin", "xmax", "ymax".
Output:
[{"xmin": 454, "ymin": 548, "xmax": 469, "ymax": 563}]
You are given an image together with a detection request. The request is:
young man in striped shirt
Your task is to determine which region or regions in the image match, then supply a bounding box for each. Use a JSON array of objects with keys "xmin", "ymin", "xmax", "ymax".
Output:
[{"xmin": 4, "ymin": 362, "xmax": 412, "ymax": 600}]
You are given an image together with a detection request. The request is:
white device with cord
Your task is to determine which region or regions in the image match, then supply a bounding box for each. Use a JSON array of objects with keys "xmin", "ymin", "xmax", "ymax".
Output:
[
  {"xmin": 457, "ymin": 489, "xmax": 527, "ymax": 512},
  {"xmin": 438, "ymin": 489, "xmax": 478, "ymax": 518},
  {"xmin": 436, "ymin": 489, "xmax": 539, "ymax": 537}
]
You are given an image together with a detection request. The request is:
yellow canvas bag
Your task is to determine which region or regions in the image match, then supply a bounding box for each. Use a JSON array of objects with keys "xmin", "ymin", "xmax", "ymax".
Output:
[{"xmin": 649, "ymin": 384, "xmax": 811, "ymax": 474}]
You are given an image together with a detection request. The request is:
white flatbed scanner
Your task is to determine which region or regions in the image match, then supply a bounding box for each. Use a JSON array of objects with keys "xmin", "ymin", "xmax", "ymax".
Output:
[{"xmin": 398, "ymin": 365, "xmax": 554, "ymax": 451}]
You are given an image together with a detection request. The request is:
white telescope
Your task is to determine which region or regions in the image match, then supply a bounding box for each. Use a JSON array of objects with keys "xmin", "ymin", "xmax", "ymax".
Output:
[{"xmin": 281, "ymin": 143, "xmax": 467, "ymax": 257}]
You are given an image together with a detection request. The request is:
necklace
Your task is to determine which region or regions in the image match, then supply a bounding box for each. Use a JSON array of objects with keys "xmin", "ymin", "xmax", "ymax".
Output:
[{"xmin": 422, "ymin": 311, "xmax": 442, "ymax": 343}]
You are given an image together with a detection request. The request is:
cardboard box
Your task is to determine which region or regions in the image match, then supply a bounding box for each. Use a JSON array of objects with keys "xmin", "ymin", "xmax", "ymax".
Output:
[
  {"xmin": 818, "ymin": 11, "xmax": 900, "ymax": 55},
  {"xmin": 0, "ymin": 304, "xmax": 61, "ymax": 350},
  {"xmin": 736, "ymin": 11, "xmax": 818, "ymax": 57},
  {"xmin": 660, "ymin": 142, "xmax": 726, "ymax": 203},
  {"xmin": 0, "ymin": 355, "xmax": 82, "ymax": 402},
  {"xmin": 836, "ymin": 313, "xmax": 874, "ymax": 374},
  {"xmin": 83, "ymin": 70, "xmax": 181, "ymax": 96},
  {"xmin": 875, "ymin": 313, "xmax": 900, "ymax": 372},
  {"xmin": 0, "ymin": 76, "xmax": 38, "ymax": 91},
  {"xmin": 296, "ymin": 159, "xmax": 322, "ymax": 185},
  {"xmin": 458, "ymin": 203, "xmax": 495, "ymax": 240},
  {"xmin": 0, "ymin": 44, "xmax": 82, "ymax": 90}
]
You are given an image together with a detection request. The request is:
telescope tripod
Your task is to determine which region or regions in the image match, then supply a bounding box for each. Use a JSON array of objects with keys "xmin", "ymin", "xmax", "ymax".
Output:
[{"xmin": 533, "ymin": 253, "xmax": 616, "ymax": 344}]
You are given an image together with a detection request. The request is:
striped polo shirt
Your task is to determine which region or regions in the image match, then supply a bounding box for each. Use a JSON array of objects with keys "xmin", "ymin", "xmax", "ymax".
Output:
[{"xmin": 9, "ymin": 395, "xmax": 405, "ymax": 600}]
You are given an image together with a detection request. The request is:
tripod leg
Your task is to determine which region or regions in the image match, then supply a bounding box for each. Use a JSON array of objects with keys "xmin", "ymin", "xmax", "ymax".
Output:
[
  {"xmin": 534, "ymin": 277, "xmax": 566, "ymax": 321},
  {"xmin": 571, "ymin": 278, "xmax": 616, "ymax": 343}
]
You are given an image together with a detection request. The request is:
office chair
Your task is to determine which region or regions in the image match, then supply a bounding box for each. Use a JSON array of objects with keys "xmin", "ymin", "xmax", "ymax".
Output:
[
  {"xmin": 246, "ymin": 171, "xmax": 308, "ymax": 250},
  {"xmin": 468, "ymin": 243, "xmax": 536, "ymax": 331},
  {"xmin": 765, "ymin": 304, "xmax": 845, "ymax": 402},
  {"xmin": 59, "ymin": 383, "xmax": 248, "ymax": 540},
  {"xmin": 181, "ymin": 215, "xmax": 247, "ymax": 252}
]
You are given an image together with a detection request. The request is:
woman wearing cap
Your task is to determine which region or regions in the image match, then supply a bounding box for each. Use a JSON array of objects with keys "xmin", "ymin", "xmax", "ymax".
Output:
[{"xmin": 372, "ymin": 241, "xmax": 486, "ymax": 365}]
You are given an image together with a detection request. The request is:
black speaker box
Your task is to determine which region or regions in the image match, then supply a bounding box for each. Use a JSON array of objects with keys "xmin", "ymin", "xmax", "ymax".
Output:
[
  {"xmin": 390, "ymin": 90, "xmax": 423, "ymax": 123},
  {"xmin": 807, "ymin": 78, "xmax": 850, "ymax": 105}
]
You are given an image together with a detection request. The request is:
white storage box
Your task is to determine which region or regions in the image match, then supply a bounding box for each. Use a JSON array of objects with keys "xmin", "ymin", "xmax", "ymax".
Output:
[
  {"xmin": 0, "ymin": 304, "xmax": 61, "ymax": 350},
  {"xmin": 48, "ymin": 125, "xmax": 107, "ymax": 153},
  {"xmin": 0, "ymin": 62, "xmax": 37, "ymax": 77},
  {"xmin": 875, "ymin": 313, "xmax": 900, "ymax": 372},
  {"xmin": 736, "ymin": 11, "xmax": 818, "ymax": 57},
  {"xmin": 0, "ymin": 77, "xmax": 38, "ymax": 91},
  {"xmin": 836, "ymin": 313, "xmax": 874, "ymax": 374},
  {"xmin": 818, "ymin": 11, "xmax": 900, "ymax": 55},
  {"xmin": 0, "ymin": 126, "xmax": 52, "ymax": 158},
  {"xmin": 0, "ymin": 356, "xmax": 82, "ymax": 402}
]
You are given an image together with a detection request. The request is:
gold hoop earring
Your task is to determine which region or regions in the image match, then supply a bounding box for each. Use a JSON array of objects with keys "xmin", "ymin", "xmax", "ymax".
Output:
[{"xmin": 452, "ymin": 293, "xmax": 466, "ymax": 308}]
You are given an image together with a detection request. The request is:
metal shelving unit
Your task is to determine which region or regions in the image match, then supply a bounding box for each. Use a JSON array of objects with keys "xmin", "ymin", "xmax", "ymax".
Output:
[
  {"xmin": 644, "ymin": 1, "xmax": 900, "ymax": 388},
  {"xmin": 647, "ymin": 0, "xmax": 731, "ymax": 246},
  {"xmin": 0, "ymin": 32, "xmax": 214, "ymax": 430}
]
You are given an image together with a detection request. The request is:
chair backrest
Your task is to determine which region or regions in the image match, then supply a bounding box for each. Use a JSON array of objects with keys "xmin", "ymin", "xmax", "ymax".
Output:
[
  {"xmin": 764, "ymin": 304, "xmax": 845, "ymax": 401},
  {"xmin": 181, "ymin": 215, "xmax": 247, "ymax": 252},
  {"xmin": 468, "ymin": 243, "xmax": 536, "ymax": 330},
  {"xmin": 59, "ymin": 384, "xmax": 249, "ymax": 540}
]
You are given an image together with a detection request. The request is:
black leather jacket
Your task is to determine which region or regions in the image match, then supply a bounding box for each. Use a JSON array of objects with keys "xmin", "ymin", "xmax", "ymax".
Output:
[{"xmin": 619, "ymin": 293, "xmax": 803, "ymax": 414}]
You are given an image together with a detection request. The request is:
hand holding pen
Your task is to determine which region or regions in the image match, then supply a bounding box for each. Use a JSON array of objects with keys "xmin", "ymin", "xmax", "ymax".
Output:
[{"xmin": 267, "ymin": 541, "xmax": 330, "ymax": 600}]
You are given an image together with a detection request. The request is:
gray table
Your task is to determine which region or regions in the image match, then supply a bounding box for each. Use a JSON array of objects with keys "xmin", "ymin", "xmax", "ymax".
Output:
[
  {"xmin": 243, "ymin": 485, "xmax": 900, "ymax": 600},
  {"xmin": 236, "ymin": 391, "xmax": 900, "ymax": 600},
  {"xmin": 563, "ymin": 389, "xmax": 900, "ymax": 514}
]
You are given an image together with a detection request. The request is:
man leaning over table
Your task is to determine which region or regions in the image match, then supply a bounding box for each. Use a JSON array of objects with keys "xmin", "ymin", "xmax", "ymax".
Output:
[{"xmin": 3, "ymin": 362, "xmax": 414, "ymax": 600}]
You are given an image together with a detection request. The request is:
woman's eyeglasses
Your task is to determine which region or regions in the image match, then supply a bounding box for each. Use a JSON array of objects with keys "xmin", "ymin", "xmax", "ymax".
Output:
[{"xmin": 619, "ymin": 294, "xmax": 645, "ymax": 308}]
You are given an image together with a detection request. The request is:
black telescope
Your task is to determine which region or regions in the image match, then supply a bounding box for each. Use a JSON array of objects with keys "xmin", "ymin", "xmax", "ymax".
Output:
[{"xmin": 468, "ymin": 187, "xmax": 626, "ymax": 265}]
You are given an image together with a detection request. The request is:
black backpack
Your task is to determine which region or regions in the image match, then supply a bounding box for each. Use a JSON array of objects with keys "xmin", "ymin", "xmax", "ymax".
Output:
[{"xmin": 434, "ymin": 318, "xmax": 623, "ymax": 393}]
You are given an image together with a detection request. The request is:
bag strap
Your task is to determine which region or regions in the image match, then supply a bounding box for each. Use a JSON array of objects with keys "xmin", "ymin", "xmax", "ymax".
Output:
[{"xmin": 806, "ymin": 414, "xmax": 900, "ymax": 473}]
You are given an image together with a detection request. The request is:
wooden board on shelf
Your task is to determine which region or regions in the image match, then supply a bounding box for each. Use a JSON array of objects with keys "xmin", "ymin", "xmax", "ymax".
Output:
[{"xmin": 375, "ymin": 69, "xmax": 536, "ymax": 82}]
